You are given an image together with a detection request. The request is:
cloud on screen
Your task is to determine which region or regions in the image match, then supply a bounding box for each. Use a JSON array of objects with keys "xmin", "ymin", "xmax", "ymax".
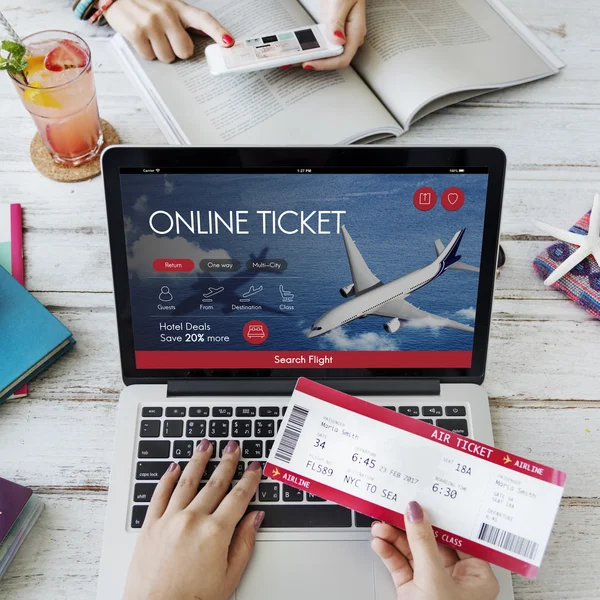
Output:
[
  {"xmin": 455, "ymin": 307, "xmax": 476, "ymax": 320},
  {"xmin": 318, "ymin": 328, "xmax": 399, "ymax": 351}
]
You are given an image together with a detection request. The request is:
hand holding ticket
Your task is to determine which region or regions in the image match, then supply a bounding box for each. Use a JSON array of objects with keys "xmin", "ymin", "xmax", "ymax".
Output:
[{"xmin": 265, "ymin": 378, "xmax": 566, "ymax": 579}]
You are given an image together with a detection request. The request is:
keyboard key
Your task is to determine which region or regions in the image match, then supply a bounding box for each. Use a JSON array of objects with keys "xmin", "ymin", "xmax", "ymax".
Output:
[
  {"xmin": 190, "ymin": 407, "xmax": 209, "ymax": 417},
  {"xmin": 354, "ymin": 512, "xmax": 375, "ymax": 528},
  {"xmin": 259, "ymin": 406, "xmax": 280, "ymax": 417},
  {"xmin": 232, "ymin": 420, "xmax": 252, "ymax": 438},
  {"xmin": 140, "ymin": 420, "xmax": 160, "ymax": 438},
  {"xmin": 307, "ymin": 493, "xmax": 326, "ymax": 502},
  {"xmin": 420, "ymin": 419, "xmax": 434, "ymax": 425},
  {"xmin": 249, "ymin": 505, "xmax": 352, "ymax": 527},
  {"xmin": 423, "ymin": 406, "xmax": 443, "ymax": 417},
  {"xmin": 398, "ymin": 406, "xmax": 420, "ymax": 417},
  {"xmin": 236, "ymin": 406, "xmax": 256, "ymax": 417},
  {"xmin": 186, "ymin": 420, "xmax": 207, "ymax": 438},
  {"xmin": 266, "ymin": 440, "xmax": 274, "ymax": 457},
  {"xmin": 163, "ymin": 420, "xmax": 184, "ymax": 438},
  {"xmin": 234, "ymin": 461, "xmax": 245, "ymax": 480},
  {"xmin": 131, "ymin": 505, "xmax": 148, "ymax": 528},
  {"xmin": 213, "ymin": 407, "xmax": 233, "ymax": 417},
  {"xmin": 282, "ymin": 406, "xmax": 287, "ymax": 416},
  {"xmin": 445, "ymin": 406, "xmax": 466, "ymax": 417},
  {"xmin": 436, "ymin": 419, "xmax": 469, "ymax": 436},
  {"xmin": 255, "ymin": 419, "xmax": 275, "ymax": 438},
  {"xmin": 277, "ymin": 419, "xmax": 282, "ymax": 432},
  {"xmin": 258, "ymin": 483, "xmax": 280, "ymax": 502},
  {"xmin": 383, "ymin": 406, "xmax": 396, "ymax": 411},
  {"xmin": 134, "ymin": 483, "xmax": 157, "ymax": 503},
  {"xmin": 136, "ymin": 461, "xmax": 171, "ymax": 480},
  {"xmin": 173, "ymin": 440, "xmax": 194, "ymax": 459},
  {"xmin": 166, "ymin": 406, "xmax": 186, "ymax": 417},
  {"xmin": 209, "ymin": 420, "xmax": 229, "ymax": 437},
  {"xmin": 202, "ymin": 461, "xmax": 219, "ymax": 480},
  {"xmin": 142, "ymin": 407, "xmax": 163, "ymax": 418},
  {"xmin": 259, "ymin": 461, "xmax": 267, "ymax": 480},
  {"xmin": 219, "ymin": 440, "xmax": 240, "ymax": 457},
  {"xmin": 138, "ymin": 441, "xmax": 170, "ymax": 459},
  {"xmin": 208, "ymin": 440, "xmax": 217, "ymax": 458},
  {"xmin": 283, "ymin": 485, "xmax": 304, "ymax": 502},
  {"xmin": 179, "ymin": 461, "xmax": 189, "ymax": 471},
  {"xmin": 242, "ymin": 440, "xmax": 263, "ymax": 459}
]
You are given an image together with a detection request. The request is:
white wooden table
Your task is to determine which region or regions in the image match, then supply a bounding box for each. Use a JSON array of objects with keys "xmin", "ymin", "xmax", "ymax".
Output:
[{"xmin": 0, "ymin": 1, "xmax": 598, "ymax": 598}]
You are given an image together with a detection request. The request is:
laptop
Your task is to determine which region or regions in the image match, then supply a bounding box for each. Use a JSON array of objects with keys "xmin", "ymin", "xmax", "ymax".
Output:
[{"xmin": 98, "ymin": 146, "xmax": 513, "ymax": 600}]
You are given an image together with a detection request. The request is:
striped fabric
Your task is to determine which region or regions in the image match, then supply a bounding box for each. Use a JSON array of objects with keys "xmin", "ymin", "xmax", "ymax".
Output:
[{"xmin": 533, "ymin": 211, "xmax": 600, "ymax": 319}]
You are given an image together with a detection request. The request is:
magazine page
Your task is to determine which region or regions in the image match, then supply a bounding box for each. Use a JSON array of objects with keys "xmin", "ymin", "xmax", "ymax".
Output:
[{"xmin": 112, "ymin": 0, "xmax": 402, "ymax": 144}]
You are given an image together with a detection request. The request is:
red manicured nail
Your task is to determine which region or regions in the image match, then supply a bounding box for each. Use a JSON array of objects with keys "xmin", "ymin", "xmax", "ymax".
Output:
[
  {"xmin": 197, "ymin": 439, "xmax": 210, "ymax": 452},
  {"xmin": 406, "ymin": 501, "xmax": 424, "ymax": 523},
  {"xmin": 254, "ymin": 511, "xmax": 266, "ymax": 530},
  {"xmin": 167, "ymin": 462, "xmax": 177, "ymax": 472},
  {"xmin": 222, "ymin": 34, "xmax": 234, "ymax": 45},
  {"xmin": 303, "ymin": 64, "xmax": 315, "ymax": 70},
  {"xmin": 280, "ymin": 64, "xmax": 293, "ymax": 69},
  {"xmin": 334, "ymin": 30, "xmax": 345, "ymax": 40},
  {"xmin": 247, "ymin": 461, "xmax": 262, "ymax": 471}
]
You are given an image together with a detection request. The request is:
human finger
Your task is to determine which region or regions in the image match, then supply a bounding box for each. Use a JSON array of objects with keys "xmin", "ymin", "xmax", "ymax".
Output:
[
  {"xmin": 165, "ymin": 439, "xmax": 212, "ymax": 513},
  {"xmin": 145, "ymin": 462, "xmax": 180, "ymax": 522},
  {"xmin": 191, "ymin": 440, "xmax": 240, "ymax": 513},
  {"xmin": 149, "ymin": 31, "xmax": 177, "ymax": 63},
  {"xmin": 404, "ymin": 501, "xmax": 445, "ymax": 580},
  {"xmin": 177, "ymin": 2, "xmax": 235, "ymax": 46},
  {"xmin": 370, "ymin": 536, "xmax": 414, "ymax": 589},
  {"xmin": 165, "ymin": 18, "xmax": 195, "ymax": 59},
  {"xmin": 128, "ymin": 27, "xmax": 156, "ymax": 60},
  {"xmin": 227, "ymin": 510, "xmax": 265, "ymax": 581},
  {"xmin": 321, "ymin": 0, "xmax": 351, "ymax": 45},
  {"xmin": 213, "ymin": 461, "xmax": 262, "ymax": 528}
]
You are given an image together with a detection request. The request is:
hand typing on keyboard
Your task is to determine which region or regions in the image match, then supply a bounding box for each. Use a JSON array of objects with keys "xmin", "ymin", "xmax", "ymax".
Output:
[
  {"xmin": 124, "ymin": 439, "xmax": 264, "ymax": 600},
  {"xmin": 371, "ymin": 501, "xmax": 499, "ymax": 600}
]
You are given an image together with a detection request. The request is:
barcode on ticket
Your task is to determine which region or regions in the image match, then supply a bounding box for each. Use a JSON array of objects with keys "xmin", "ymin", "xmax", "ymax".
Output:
[
  {"xmin": 274, "ymin": 405, "xmax": 309, "ymax": 463},
  {"xmin": 477, "ymin": 523, "xmax": 539, "ymax": 560}
]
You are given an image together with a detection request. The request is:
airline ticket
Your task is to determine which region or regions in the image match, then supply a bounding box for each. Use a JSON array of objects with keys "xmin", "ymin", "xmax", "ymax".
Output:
[{"xmin": 265, "ymin": 379, "xmax": 566, "ymax": 579}]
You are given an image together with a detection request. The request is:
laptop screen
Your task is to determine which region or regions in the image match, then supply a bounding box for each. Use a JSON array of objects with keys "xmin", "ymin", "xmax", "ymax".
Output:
[{"xmin": 117, "ymin": 166, "xmax": 489, "ymax": 373}]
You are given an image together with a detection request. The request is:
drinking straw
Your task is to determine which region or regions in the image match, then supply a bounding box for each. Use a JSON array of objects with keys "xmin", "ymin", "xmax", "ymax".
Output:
[{"xmin": 0, "ymin": 12, "xmax": 24, "ymax": 46}]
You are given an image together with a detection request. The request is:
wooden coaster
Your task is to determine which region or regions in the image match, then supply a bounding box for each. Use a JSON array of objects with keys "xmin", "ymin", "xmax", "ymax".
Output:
[{"xmin": 30, "ymin": 119, "xmax": 120, "ymax": 183}]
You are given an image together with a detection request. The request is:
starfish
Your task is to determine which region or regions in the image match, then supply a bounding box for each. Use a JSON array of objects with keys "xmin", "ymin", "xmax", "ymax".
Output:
[{"xmin": 533, "ymin": 193, "xmax": 600, "ymax": 286}]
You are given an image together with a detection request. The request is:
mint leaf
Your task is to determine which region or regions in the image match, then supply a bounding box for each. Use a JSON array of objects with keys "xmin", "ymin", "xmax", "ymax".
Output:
[{"xmin": 0, "ymin": 40, "xmax": 29, "ymax": 81}]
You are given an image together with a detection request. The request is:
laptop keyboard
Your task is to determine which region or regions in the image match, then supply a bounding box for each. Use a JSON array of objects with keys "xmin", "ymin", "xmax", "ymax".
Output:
[{"xmin": 131, "ymin": 403, "xmax": 469, "ymax": 530}]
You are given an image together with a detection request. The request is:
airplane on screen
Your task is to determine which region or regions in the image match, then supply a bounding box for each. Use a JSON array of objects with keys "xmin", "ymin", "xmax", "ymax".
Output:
[{"xmin": 306, "ymin": 226, "xmax": 479, "ymax": 338}]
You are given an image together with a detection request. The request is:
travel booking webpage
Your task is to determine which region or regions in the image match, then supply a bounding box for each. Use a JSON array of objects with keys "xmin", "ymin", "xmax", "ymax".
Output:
[{"xmin": 119, "ymin": 168, "xmax": 489, "ymax": 370}]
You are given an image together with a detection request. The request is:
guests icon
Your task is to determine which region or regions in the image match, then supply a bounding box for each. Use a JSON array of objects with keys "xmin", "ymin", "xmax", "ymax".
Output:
[{"xmin": 159, "ymin": 286, "xmax": 173, "ymax": 302}]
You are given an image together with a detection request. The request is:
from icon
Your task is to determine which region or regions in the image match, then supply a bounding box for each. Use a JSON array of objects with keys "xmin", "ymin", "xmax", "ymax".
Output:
[
  {"xmin": 279, "ymin": 285, "xmax": 294, "ymax": 303},
  {"xmin": 202, "ymin": 286, "xmax": 224, "ymax": 303},
  {"xmin": 243, "ymin": 320, "xmax": 268, "ymax": 345},
  {"xmin": 441, "ymin": 187, "xmax": 465, "ymax": 211},
  {"xmin": 413, "ymin": 187, "xmax": 437, "ymax": 211},
  {"xmin": 240, "ymin": 285, "xmax": 263, "ymax": 303},
  {"xmin": 159, "ymin": 286, "xmax": 173, "ymax": 302}
]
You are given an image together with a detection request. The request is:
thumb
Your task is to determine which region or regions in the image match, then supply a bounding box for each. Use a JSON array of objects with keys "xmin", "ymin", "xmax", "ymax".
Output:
[
  {"xmin": 404, "ymin": 501, "xmax": 445, "ymax": 581},
  {"xmin": 322, "ymin": 0, "xmax": 350, "ymax": 45},
  {"xmin": 227, "ymin": 511, "xmax": 264, "ymax": 581},
  {"xmin": 176, "ymin": 2, "xmax": 235, "ymax": 46}
]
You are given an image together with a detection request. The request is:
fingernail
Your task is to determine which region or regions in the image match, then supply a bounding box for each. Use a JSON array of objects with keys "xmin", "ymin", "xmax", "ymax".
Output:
[
  {"xmin": 224, "ymin": 440, "xmax": 238, "ymax": 453},
  {"xmin": 280, "ymin": 64, "xmax": 292, "ymax": 69},
  {"xmin": 406, "ymin": 501, "xmax": 423, "ymax": 523},
  {"xmin": 254, "ymin": 511, "xmax": 266, "ymax": 530},
  {"xmin": 197, "ymin": 438, "xmax": 210, "ymax": 452},
  {"xmin": 371, "ymin": 521, "xmax": 380, "ymax": 527},
  {"xmin": 303, "ymin": 64, "xmax": 315, "ymax": 70},
  {"xmin": 247, "ymin": 461, "xmax": 262, "ymax": 471},
  {"xmin": 222, "ymin": 34, "xmax": 234, "ymax": 45},
  {"xmin": 167, "ymin": 462, "xmax": 177, "ymax": 472},
  {"xmin": 334, "ymin": 30, "xmax": 345, "ymax": 40}
]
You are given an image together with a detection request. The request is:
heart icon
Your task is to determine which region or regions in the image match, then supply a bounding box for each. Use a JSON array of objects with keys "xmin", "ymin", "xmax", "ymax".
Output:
[{"xmin": 448, "ymin": 193, "xmax": 458, "ymax": 205}]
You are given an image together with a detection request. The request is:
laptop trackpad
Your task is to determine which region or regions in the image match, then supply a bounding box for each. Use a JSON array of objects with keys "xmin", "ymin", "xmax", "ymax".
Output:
[{"xmin": 236, "ymin": 540, "xmax": 396, "ymax": 600}]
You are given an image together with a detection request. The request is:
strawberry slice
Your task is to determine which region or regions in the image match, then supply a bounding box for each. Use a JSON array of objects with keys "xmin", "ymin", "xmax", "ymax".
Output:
[{"xmin": 44, "ymin": 40, "xmax": 87, "ymax": 72}]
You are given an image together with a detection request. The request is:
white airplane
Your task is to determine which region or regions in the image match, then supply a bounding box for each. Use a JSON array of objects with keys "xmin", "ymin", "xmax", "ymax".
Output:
[{"xmin": 307, "ymin": 226, "xmax": 479, "ymax": 338}]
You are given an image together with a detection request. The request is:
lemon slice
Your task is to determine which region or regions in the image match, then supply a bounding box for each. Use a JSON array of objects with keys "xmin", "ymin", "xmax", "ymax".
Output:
[
  {"xmin": 23, "ymin": 82, "xmax": 62, "ymax": 109},
  {"xmin": 25, "ymin": 55, "xmax": 46, "ymax": 76}
]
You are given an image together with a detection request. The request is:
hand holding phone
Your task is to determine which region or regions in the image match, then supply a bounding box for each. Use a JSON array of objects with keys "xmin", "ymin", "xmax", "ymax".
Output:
[{"xmin": 205, "ymin": 24, "xmax": 344, "ymax": 75}]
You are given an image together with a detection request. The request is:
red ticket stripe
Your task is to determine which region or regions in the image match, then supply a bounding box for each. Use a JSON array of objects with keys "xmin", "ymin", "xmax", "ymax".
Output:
[
  {"xmin": 294, "ymin": 378, "xmax": 567, "ymax": 487},
  {"xmin": 264, "ymin": 462, "xmax": 539, "ymax": 579}
]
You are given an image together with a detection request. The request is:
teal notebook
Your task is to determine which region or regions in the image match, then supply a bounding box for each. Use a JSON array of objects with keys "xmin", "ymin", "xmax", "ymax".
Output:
[{"xmin": 0, "ymin": 266, "xmax": 75, "ymax": 403}]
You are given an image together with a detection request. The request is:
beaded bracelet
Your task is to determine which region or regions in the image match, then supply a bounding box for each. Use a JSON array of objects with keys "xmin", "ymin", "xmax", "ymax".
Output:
[
  {"xmin": 88, "ymin": 0, "xmax": 118, "ymax": 24},
  {"xmin": 73, "ymin": 0, "xmax": 96, "ymax": 19}
]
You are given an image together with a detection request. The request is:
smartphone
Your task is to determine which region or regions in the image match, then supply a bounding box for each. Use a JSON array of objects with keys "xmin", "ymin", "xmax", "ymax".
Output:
[{"xmin": 205, "ymin": 24, "xmax": 344, "ymax": 75}]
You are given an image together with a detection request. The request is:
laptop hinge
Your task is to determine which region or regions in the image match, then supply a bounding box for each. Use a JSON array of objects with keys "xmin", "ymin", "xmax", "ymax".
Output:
[{"xmin": 167, "ymin": 379, "xmax": 441, "ymax": 397}]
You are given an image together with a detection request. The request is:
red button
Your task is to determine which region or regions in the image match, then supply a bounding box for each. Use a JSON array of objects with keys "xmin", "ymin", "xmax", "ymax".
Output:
[
  {"xmin": 413, "ymin": 187, "xmax": 437, "ymax": 211},
  {"xmin": 153, "ymin": 258, "xmax": 195, "ymax": 272}
]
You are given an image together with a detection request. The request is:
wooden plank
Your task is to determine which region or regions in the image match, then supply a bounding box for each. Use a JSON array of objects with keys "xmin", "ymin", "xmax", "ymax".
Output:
[{"xmin": 0, "ymin": 491, "xmax": 597, "ymax": 600}]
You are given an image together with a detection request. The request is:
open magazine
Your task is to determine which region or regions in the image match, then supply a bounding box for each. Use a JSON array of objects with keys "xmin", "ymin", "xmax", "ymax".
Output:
[{"xmin": 111, "ymin": 0, "xmax": 563, "ymax": 145}]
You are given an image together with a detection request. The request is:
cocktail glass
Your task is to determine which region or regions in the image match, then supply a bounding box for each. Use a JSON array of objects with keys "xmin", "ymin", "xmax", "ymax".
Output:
[{"xmin": 9, "ymin": 30, "xmax": 103, "ymax": 167}]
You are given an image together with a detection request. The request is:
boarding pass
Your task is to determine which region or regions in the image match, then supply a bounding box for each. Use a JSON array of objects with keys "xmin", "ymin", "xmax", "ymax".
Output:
[{"xmin": 265, "ymin": 379, "xmax": 566, "ymax": 579}]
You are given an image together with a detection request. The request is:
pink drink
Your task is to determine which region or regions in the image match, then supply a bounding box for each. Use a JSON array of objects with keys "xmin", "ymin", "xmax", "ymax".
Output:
[{"xmin": 10, "ymin": 31, "xmax": 102, "ymax": 167}]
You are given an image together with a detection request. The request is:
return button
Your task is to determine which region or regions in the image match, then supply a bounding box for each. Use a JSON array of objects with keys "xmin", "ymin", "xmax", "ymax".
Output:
[{"xmin": 153, "ymin": 258, "xmax": 195, "ymax": 272}]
